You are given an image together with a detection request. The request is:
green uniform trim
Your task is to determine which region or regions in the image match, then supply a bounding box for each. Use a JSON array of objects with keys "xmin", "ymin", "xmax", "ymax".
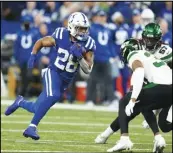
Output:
[
  {"xmin": 127, "ymin": 51, "xmax": 138, "ymax": 62},
  {"xmin": 160, "ymin": 53, "xmax": 172, "ymax": 61},
  {"xmin": 143, "ymin": 82, "xmax": 158, "ymax": 89}
]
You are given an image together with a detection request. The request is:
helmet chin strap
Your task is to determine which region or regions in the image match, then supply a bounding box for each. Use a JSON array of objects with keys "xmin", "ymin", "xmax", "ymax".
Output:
[{"xmin": 70, "ymin": 35, "xmax": 78, "ymax": 43}]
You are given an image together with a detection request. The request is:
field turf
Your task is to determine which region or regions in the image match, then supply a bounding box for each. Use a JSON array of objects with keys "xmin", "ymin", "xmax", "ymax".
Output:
[{"xmin": 1, "ymin": 102, "xmax": 172, "ymax": 153}]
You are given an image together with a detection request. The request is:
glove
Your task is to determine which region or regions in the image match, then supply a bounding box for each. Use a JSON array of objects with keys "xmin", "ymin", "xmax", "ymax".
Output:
[
  {"xmin": 70, "ymin": 43, "xmax": 85, "ymax": 60},
  {"xmin": 28, "ymin": 53, "xmax": 37, "ymax": 69},
  {"xmin": 125, "ymin": 100, "xmax": 136, "ymax": 116}
]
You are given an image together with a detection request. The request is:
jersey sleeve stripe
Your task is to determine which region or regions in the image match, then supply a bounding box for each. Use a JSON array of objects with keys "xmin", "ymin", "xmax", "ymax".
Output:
[
  {"xmin": 59, "ymin": 28, "xmax": 63, "ymax": 40},
  {"xmin": 160, "ymin": 52, "xmax": 172, "ymax": 61},
  {"xmin": 127, "ymin": 51, "xmax": 138, "ymax": 62},
  {"xmin": 55, "ymin": 28, "xmax": 60, "ymax": 39},
  {"xmin": 85, "ymin": 37, "xmax": 91, "ymax": 48},
  {"xmin": 89, "ymin": 39, "xmax": 94, "ymax": 50}
]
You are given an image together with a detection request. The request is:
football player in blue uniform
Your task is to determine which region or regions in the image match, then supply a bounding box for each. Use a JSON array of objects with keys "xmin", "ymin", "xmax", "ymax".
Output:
[
  {"xmin": 129, "ymin": 9, "xmax": 143, "ymax": 39},
  {"xmin": 14, "ymin": 14, "xmax": 40, "ymax": 96},
  {"xmin": 111, "ymin": 12, "xmax": 131, "ymax": 95},
  {"xmin": 5, "ymin": 12, "xmax": 96, "ymax": 140},
  {"xmin": 86, "ymin": 9, "xmax": 117, "ymax": 106}
]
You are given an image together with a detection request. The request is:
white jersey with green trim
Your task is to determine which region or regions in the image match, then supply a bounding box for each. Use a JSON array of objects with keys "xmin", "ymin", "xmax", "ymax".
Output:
[
  {"xmin": 153, "ymin": 44, "xmax": 172, "ymax": 63},
  {"xmin": 127, "ymin": 50, "xmax": 172, "ymax": 85},
  {"xmin": 140, "ymin": 43, "xmax": 172, "ymax": 63}
]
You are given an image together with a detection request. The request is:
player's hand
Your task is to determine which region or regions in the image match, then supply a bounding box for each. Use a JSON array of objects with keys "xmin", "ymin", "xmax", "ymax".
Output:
[
  {"xmin": 125, "ymin": 99, "xmax": 136, "ymax": 116},
  {"xmin": 28, "ymin": 53, "xmax": 36, "ymax": 69},
  {"xmin": 70, "ymin": 43, "xmax": 86, "ymax": 60}
]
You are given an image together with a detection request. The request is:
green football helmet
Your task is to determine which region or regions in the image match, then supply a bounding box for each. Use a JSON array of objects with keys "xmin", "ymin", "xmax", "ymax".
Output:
[
  {"xmin": 120, "ymin": 38, "xmax": 142, "ymax": 64},
  {"xmin": 142, "ymin": 23, "xmax": 162, "ymax": 51}
]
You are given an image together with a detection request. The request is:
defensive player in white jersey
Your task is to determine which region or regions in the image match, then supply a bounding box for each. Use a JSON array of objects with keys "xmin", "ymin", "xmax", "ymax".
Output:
[
  {"xmin": 96, "ymin": 38, "xmax": 172, "ymax": 152},
  {"xmin": 139, "ymin": 23, "xmax": 172, "ymax": 129},
  {"xmin": 95, "ymin": 23, "xmax": 172, "ymax": 147}
]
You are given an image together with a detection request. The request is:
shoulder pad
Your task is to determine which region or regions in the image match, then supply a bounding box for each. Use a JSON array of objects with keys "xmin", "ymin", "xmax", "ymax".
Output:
[
  {"xmin": 52, "ymin": 27, "xmax": 66, "ymax": 40},
  {"xmin": 84, "ymin": 36, "xmax": 96, "ymax": 51}
]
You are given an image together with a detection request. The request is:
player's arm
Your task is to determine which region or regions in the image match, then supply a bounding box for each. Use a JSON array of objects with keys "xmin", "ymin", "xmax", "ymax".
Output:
[
  {"xmin": 130, "ymin": 60, "xmax": 145, "ymax": 102},
  {"xmin": 32, "ymin": 36, "xmax": 56, "ymax": 54},
  {"xmin": 28, "ymin": 36, "xmax": 56, "ymax": 68},
  {"xmin": 79, "ymin": 51, "xmax": 94, "ymax": 74}
]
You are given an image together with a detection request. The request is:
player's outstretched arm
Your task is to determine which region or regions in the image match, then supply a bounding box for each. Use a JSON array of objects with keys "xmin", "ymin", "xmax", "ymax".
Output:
[
  {"xmin": 28, "ymin": 36, "xmax": 56, "ymax": 69},
  {"xmin": 32, "ymin": 36, "xmax": 56, "ymax": 54},
  {"xmin": 125, "ymin": 60, "xmax": 144, "ymax": 116},
  {"xmin": 131, "ymin": 60, "xmax": 144, "ymax": 102}
]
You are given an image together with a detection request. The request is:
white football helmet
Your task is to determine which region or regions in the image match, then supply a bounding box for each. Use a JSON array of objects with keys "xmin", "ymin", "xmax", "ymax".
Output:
[
  {"xmin": 68, "ymin": 12, "xmax": 90, "ymax": 41},
  {"xmin": 141, "ymin": 8, "xmax": 155, "ymax": 26}
]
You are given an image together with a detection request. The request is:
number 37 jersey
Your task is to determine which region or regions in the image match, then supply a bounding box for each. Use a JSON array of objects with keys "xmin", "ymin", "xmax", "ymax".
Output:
[
  {"xmin": 50, "ymin": 27, "xmax": 96, "ymax": 82},
  {"xmin": 127, "ymin": 50, "xmax": 172, "ymax": 85}
]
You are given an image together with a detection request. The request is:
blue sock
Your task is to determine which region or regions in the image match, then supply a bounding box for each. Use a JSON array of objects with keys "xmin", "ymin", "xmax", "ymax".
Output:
[
  {"xmin": 30, "ymin": 95, "xmax": 59, "ymax": 126},
  {"xmin": 19, "ymin": 92, "xmax": 45, "ymax": 113},
  {"xmin": 19, "ymin": 100, "xmax": 35, "ymax": 113}
]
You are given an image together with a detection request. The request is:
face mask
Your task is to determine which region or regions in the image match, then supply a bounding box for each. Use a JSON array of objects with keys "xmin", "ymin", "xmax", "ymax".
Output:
[{"xmin": 24, "ymin": 23, "xmax": 30, "ymax": 30}]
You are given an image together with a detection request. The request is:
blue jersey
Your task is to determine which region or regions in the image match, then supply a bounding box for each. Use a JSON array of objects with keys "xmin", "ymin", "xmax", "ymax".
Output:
[
  {"xmin": 159, "ymin": 8, "xmax": 172, "ymax": 30},
  {"xmin": 162, "ymin": 31, "xmax": 172, "ymax": 48},
  {"xmin": 90, "ymin": 23, "xmax": 114, "ymax": 62},
  {"xmin": 129, "ymin": 24, "xmax": 143, "ymax": 39},
  {"xmin": 113, "ymin": 24, "xmax": 130, "ymax": 56},
  {"xmin": 50, "ymin": 27, "xmax": 96, "ymax": 83},
  {"xmin": 14, "ymin": 28, "xmax": 40, "ymax": 66},
  {"xmin": 37, "ymin": 46, "xmax": 57, "ymax": 68}
]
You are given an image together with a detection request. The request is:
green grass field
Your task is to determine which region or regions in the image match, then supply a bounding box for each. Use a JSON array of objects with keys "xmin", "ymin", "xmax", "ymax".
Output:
[{"xmin": 1, "ymin": 103, "xmax": 172, "ymax": 153}]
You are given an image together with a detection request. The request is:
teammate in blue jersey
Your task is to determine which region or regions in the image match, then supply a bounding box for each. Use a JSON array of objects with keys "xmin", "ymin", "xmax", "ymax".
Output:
[
  {"xmin": 129, "ymin": 9, "xmax": 143, "ymax": 39},
  {"xmin": 86, "ymin": 9, "xmax": 117, "ymax": 105},
  {"xmin": 14, "ymin": 14, "xmax": 40, "ymax": 96},
  {"xmin": 111, "ymin": 12, "xmax": 131, "ymax": 95},
  {"xmin": 5, "ymin": 12, "xmax": 96, "ymax": 140}
]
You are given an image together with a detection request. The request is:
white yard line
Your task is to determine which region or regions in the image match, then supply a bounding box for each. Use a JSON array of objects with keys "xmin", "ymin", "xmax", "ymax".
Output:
[
  {"xmin": 2, "ymin": 138, "xmax": 172, "ymax": 145},
  {"xmin": 1, "ymin": 100, "xmax": 118, "ymax": 112},
  {"xmin": 1, "ymin": 114, "xmax": 116, "ymax": 121},
  {"xmin": 1, "ymin": 150, "xmax": 68, "ymax": 152},
  {"xmin": 1, "ymin": 129, "xmax": 171, "ymax": 137},
  {"xmin": 1, "ymin": 120, "xmax": 150, "ymax": 128},
  {"xmin": 1, "ymin": 120, "xmax": 109, "ymax": 126},
  {"xmin": 1, "ymin": 129, "xmax": 99, "ymax": 134},
  {"xmin": 2, "ymin": 120, "xmax": 142, "ymax": 127},
  {"xmin": 0, "ymin": 149, "xmax": 159, "ymax": 152}
]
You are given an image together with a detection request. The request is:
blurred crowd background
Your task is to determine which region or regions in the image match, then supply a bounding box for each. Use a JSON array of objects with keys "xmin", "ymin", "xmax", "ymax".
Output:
[{"xmin": 1, "ymin": 2, "xmax": 172, "ymax": 108}]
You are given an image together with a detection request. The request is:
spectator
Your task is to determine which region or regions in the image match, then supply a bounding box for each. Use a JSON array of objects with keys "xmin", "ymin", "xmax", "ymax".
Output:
[
  {"xmin": 21, "ymin": 2, "xmax": 40, "ymax": 18},
  {"xmin": 81, "ymin": 2, "xmax": 97, "ymax": 17},
  {"xmin": 38, "ymin": 23, "xmax": 56, "ymax": 70},
  {"xmin": 149, "ymin": 2, "xmax": 165, "ymax": 17},
  {"xmin": 40, "ymin": 2, "xmax": 59, "ymax": 24},
  {"xmin": 130, "ymin": 2, "xmax": 151, "ymax": 10},
  {"xmin": 111, "ymin": 12, "xmax": 131, "ymax": 97},
  {"xmin": 159, "ymin": 19, "xmax": 172, "ymax": 47},
  {"xmin": 13, "ymin": 15, "xmax": 40, "ymax": 97},
  {"xmin": 40, "ymin": 2, "xmax": 62, "ymax": 34},
  {"xmin": 34, "ymin": 13, "xmax": 44, "ymax": 29},
  {"xmin": 158, "ymin": 2, "xmax": 172, "ymax": 30},
  {"xmin": 107, "ymin": 2, "xmax": 132, "ymax": 24},
  {"xmin": 59, "ymin": 2, "xmax": 82, "ymax": 21},
  {"xmin": 141, "ymin": 8, "xmax": 155, "ymax": 26},
  {"xmin": 2, "ymin": 2, "xmax": 26, "ymax": 21},
  {"xmin": 130, "ymin": 9, "xmax": 143, "ymax": 39},
  {"xmin": 86, "ymin": 9, "xmax": 118, "ymax": 107}
]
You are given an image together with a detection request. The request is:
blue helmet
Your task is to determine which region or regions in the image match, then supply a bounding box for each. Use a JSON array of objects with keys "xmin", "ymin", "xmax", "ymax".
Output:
[{"xmin": 21, "ymin": 14, "xmax": 33, "ymax": 23}]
